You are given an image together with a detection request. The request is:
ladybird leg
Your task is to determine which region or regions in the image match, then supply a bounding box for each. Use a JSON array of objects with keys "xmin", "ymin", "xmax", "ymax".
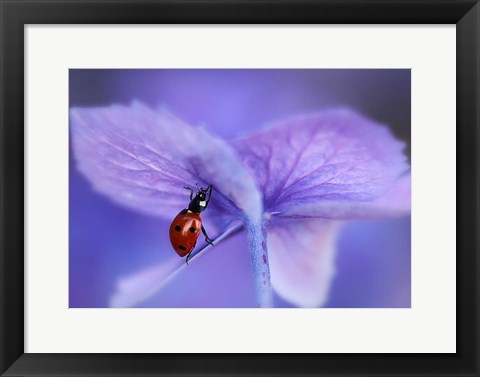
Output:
[
  {"xmin": 205, "ymin": 184, "xmax": 213, "ymax": 208},
  {"xmin": 184, "ymin": 186, "xmax": 194, "ymax": 200},
  {"xmin": 185, "ymin": 239, "xmax": 198, "ymax": 265},
  {"xmin": 201, "ymin": 225, "xmax": 214, "ymax": 246}
]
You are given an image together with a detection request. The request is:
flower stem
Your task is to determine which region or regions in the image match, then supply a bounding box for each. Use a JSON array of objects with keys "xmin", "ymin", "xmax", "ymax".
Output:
[
  {"xmin": 110, "ymin": 222, "xmax": 243, "ymax": 308},
  {"xmin": 245, "ymin": 219, "xmax": 273, "ymax": 308}
]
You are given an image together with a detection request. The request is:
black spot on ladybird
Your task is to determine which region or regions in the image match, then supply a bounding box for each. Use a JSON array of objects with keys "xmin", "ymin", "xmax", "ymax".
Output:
[
  {"xmin": 189, "ymin": 227, "xmax": 196, "ymax": 233},
  {"xmin": 174, "ymin": 225, "xmax": 182, "ymax": 231},
  {"xmin": 178, "ymin": 245, "xmax": 187, "ymax": 251}
]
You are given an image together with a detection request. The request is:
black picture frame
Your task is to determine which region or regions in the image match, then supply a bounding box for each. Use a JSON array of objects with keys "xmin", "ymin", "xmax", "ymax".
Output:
[{"xmin": 1, "ymin": 1, "xmax": 478, "ymax": 376}]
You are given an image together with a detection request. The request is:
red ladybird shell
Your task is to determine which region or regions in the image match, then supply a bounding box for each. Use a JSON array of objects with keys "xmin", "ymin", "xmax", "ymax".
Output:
[{"xmin": 169, "ymin": 209, "xmax": 202, "ymax": 257}]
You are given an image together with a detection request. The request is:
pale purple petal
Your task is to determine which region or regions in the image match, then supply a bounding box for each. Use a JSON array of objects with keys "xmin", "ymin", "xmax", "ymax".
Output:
[
  {"xmin": 70, "ymin": 102, "xmax": 262, "ymax": 222},
  {"xmin": 233, "ymin": 109, "xmax": 409, "ymax": 218},
  {"xmin": 110, "ymin": 258, "xmax": 181, "ymax": 308},
  {"xmin": 280, "ymin": 173, "xmax": 411, "ymax": 220},
  {"xmin": 268, "ymin": 219, "xmax": 342, "ymax": 307}
]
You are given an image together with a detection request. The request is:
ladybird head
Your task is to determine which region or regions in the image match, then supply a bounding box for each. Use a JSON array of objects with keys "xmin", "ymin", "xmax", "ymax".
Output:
[
  {"xmin": 196, "ymin": 187, "xmax": 207, "ymax": 201},
  {"xmin": 194, "ymin": 183, "xmax": 209, "ymax": 200},
  {"xmin": 187, "ymin": 184, "xmax": 211, "ymax": 213}
]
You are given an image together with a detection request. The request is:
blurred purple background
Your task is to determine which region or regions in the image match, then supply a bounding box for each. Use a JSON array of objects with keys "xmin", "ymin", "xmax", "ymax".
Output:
[{"xmin": 69, "ymin": 69, "xmax": 411, "ymax": 308}]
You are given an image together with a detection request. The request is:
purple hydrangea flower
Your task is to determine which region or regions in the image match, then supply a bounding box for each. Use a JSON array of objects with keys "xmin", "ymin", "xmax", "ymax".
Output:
[{"xmin": 70, "ymin": 102, "xmax": 410, "ymax": 308}]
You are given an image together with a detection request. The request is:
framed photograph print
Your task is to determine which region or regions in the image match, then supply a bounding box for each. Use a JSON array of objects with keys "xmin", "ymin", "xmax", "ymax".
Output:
[{"xmin": 1, "ymin": 0, "xmax": 479, "ymax": 376}]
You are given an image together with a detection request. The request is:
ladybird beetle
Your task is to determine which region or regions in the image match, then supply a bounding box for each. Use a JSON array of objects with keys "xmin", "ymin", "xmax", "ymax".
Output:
[{"xmin": 169, "ymin": 184, "xmax": 214, "ymax": 264}]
